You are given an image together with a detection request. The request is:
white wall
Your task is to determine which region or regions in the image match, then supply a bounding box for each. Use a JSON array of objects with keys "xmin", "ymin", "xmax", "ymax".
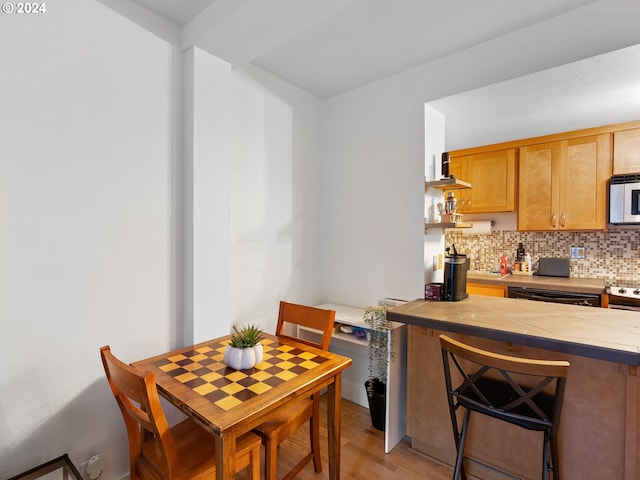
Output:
[
  {"xmin": 0, "ymin": 2, "xmax": 325, "ymax": 478},
  {"xmin": 320, "ymin": 1, "xmax": 640, "ymax": 307},
  {"xmin": 321, "ymin": 84, "xmax": 426, "ymax": 308},
  {"xmin": 0, "ymin": 0, "xmax": 182, "ymax": 478},
  {"xmin": 230, "ymin": 65, "xmax": 324, "ymax": 334},
  {"xmin": 423, "ymin": 106, "xmax": 446, "ymax": 284},
  {"xmin": 183, "ymin": 48, "xmax": 234, "ymax": 344}
]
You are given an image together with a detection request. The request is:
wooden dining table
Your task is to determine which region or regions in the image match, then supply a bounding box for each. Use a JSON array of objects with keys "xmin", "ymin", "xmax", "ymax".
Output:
[{"xmin": 132, "ymin": 333, "xmax": 352, "ymax": 480}]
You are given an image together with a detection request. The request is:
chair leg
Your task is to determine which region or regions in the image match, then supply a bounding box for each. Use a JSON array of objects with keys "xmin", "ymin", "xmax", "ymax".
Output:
[
  {"xmin": 453, "ymin": 409, "xmax": 470, "ymax": 480},
  {"xmin": 542, "ymin": 431, "xmax": 550, "ymax": 480},
  {"xmin": 264, "ymin": 438, "xmax": 278, "ymax": 480},
  {"xmin": 249, "ymin": 443, "xmax": 260, "ymax": 480},
  {"xmin": 549, "ymin": 428, "xmax": 560, "ymax": 480},
  {"xmin": 310, "ymin": 395, "xmax": 322, "ymax": 473}
]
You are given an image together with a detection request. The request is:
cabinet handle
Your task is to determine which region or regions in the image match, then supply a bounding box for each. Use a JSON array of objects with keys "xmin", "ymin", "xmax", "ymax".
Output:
[
  {"xmin": 560, "ymin": 211, "xmax": 566, "ymax": 227},
  {"xmin": 467, "ymin": 200, "xmax": 472, "ymax": 211},
  {"xmin": 551, "ymin": 212, "xmax": 557, "ymax": 227}
]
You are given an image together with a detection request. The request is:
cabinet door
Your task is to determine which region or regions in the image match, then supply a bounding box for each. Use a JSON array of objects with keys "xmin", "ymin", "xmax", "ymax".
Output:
[
  {"xmin": 559, "ymin": 134, "xmax": 611, "ymax": 230},
  {"xmin": 467, "ymin": 283, "xmax": 507, "ymax": 297},
  {"xmin": 466, "ymin": 149, "xmax": 516, "ymax": 213},
  {"xmin": 613, "ymin": 128, "xmax": 640, "ymax": 174},
  {"xmin": 519, "ymin": 135, "xmax": 611, "ymax": 231},
  {"xmin": 448, "ymin": 150, "xmax": 515, "ymax": 213},
  {"xmin": 518, "ymin": 142, "xmax": 560, "ymax": 230}
]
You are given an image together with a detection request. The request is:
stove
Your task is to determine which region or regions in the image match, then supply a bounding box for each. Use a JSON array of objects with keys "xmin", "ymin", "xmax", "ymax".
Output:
[{"xmin": 606, "ymin": 285, "xmax": 640, "ymax": 311}]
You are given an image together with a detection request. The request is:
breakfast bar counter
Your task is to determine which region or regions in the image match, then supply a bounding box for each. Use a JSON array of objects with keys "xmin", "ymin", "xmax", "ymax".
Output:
[
  {"xmin": 388, "ymin": 296, "xmax": 640, "ymax": 364},
  {"xmin": 388, "ymin": 297, "xmax": 640, "ymax": 480}
]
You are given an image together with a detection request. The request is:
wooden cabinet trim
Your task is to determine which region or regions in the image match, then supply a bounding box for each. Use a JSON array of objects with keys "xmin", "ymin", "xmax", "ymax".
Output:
[{"xmin": 450, "ymin": 120, "xmax": 640, "ymax": 157}]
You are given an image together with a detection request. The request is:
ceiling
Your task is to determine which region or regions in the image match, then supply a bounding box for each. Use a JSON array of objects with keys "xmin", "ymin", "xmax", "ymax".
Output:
[{"xmin": 126, "ymin": 0, "xmax": 615, "ymax": 98}]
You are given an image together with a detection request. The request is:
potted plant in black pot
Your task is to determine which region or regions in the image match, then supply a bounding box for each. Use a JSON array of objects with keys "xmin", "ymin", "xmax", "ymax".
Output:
[{"xmin": 363, "ymin": 304, "xmax": 393, "ymax": 431}]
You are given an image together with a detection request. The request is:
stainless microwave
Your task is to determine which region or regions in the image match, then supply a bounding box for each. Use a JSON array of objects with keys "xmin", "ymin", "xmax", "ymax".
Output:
[{"xmin": 610, "ymin": 173, "xmax": 640, "ymax": 224}]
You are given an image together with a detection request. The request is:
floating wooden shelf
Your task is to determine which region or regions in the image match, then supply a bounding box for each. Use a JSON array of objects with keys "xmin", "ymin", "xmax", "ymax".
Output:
[
  {"xmin": 424, "ymin": 176, "xmax": 472, "ymax": 191},
  {"xmin": 424, "ymin": 222, "xmax": 472, "ymax": 233}
]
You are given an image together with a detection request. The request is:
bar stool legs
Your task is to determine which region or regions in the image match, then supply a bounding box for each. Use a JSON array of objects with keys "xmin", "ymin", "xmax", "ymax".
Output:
[{"xmin": 440, "ymin": 335, "xmax": 569, "ymax": 480}]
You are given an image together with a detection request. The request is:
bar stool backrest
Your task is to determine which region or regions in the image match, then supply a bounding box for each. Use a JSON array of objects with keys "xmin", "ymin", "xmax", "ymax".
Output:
[{"xmin": 440, "ymin": 334, "xmax": 570, "ymax": 480}]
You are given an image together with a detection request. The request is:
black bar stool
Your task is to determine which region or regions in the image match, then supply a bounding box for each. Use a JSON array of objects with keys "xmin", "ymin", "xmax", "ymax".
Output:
[{"xmin": 439, "ymin": 335, "xmax": 570, "ymax": 480}]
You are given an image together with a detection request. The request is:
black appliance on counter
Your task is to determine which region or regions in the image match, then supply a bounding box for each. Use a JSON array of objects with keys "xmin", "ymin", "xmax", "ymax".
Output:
[
  {"xmin": 507, "ymin": 287, "xmax": 601, "ymax": 307},
  {"xmin": 537, "ymin": 257, "xmax": 570, "ymax": 277},
  {"xmin": 444, "ymin": 245, "xmax": 469, "ymax": 301}
]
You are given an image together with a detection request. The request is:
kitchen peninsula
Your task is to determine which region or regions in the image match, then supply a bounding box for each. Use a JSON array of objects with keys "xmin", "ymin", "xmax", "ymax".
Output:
[{"xmin": 388, "ymin": 297, "xmax": 640, "ymax": 480}]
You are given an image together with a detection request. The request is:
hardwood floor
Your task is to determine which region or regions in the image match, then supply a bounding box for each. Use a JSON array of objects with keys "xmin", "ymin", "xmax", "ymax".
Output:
[{"xmin": 240, "ymin": 395, "xmax": 454, "ymax": 480}]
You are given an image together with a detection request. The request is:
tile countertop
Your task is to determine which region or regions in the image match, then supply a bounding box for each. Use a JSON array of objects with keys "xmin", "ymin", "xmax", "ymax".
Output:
[
  {"xmin": 387, "ymin": 297, "xmax": 640, "ymax": 365},
  {"xmin": 467, "ymin": 271, "xmax": 606, "ymax": 294}
]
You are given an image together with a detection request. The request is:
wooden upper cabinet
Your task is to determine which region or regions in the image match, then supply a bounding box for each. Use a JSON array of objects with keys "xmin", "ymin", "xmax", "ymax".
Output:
[
  {"xmin": 448, "ymin": 148, "xmax": 516, "ymax": 213},
  {"xmin": 613, "ymin": 128, "xmax": 640, "ymax": 174},
  {"xmin": 518, "ymin": 142, "xmax": 559, "ymax": 231},
  {"xmin": 518, "ymin": 134, "xmax": 611, "ymax": 231}
]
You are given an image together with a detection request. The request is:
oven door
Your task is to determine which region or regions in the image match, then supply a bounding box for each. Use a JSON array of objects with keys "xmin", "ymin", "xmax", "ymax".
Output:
[{"xmin": 508, "ymin": 286, "xmax": 601, "ymax": 307}]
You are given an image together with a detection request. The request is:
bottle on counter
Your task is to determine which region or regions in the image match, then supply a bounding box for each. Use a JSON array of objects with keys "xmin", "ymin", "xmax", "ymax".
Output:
[
  {"xmin": 514, "ymin": 243, "xmax": 525, "ymax": 271},
  {"xmin": 499, "ymin": 255, "xmax": 508, "ymax": 274}
]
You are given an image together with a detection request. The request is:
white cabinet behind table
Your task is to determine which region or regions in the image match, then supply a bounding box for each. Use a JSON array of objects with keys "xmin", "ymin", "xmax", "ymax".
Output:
[{"xmin": 295, "ymin": 303, "xmax": 407, "ymax": 453}]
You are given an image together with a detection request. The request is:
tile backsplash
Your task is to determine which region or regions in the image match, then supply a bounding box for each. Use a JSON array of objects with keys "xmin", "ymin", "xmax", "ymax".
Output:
[{"xmin": 445, "ymin": 228, "xmax": 640, "ymax": 283}]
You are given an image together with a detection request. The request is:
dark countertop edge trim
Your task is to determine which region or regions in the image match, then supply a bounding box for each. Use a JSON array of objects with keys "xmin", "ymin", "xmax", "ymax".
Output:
[{"xmin": 388, "ymin": 311, "xmax": 640, "ymax": 366}]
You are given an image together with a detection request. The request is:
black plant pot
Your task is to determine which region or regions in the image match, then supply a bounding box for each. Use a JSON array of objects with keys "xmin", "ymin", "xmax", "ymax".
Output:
[{"xmin": 365, "ymin": 378, "xmax": 386, "ymax": 431}]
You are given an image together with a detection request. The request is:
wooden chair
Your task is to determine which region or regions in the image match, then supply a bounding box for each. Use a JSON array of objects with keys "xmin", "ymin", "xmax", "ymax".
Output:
[
  {"xmin": 439, "ymin": 335, "xmax": 570, "ymax": 480},
  {"xmin": 100, "ymin": 345, "xmax": 261, "ymax": 480},
  {"xmin": 252, "ymin": 301, "xmax": 336, "ymax": 480}
]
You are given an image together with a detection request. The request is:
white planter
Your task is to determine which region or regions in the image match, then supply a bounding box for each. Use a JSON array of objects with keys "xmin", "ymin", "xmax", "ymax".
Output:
[{"xmin": 224, "ymin": 344, "xmax": 263, "ymax": 370}]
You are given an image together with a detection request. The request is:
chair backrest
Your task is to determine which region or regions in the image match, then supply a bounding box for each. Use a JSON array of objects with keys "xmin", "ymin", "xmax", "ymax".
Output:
[
  {"xmin": 276, "ymin": 301, "xmax": 336, "ymax": 350},
  {"xmin": 439, "ymin": 335, "xmax": 570, "ymax": 430},
  {"xmin": 100, "ymin": 345, "xmax": 180, "ymax": 480}
]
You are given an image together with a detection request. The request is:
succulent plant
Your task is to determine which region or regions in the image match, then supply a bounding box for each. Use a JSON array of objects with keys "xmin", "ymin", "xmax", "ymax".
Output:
[{"xmin": 229, "ymin": 324, "xmax": 263, "ymax": 348}]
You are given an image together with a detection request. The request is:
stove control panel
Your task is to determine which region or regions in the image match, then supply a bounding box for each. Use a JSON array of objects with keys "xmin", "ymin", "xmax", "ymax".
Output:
[{"xmin": 609, "ymin": 286, "xmax": 640, "ymax": 299}]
